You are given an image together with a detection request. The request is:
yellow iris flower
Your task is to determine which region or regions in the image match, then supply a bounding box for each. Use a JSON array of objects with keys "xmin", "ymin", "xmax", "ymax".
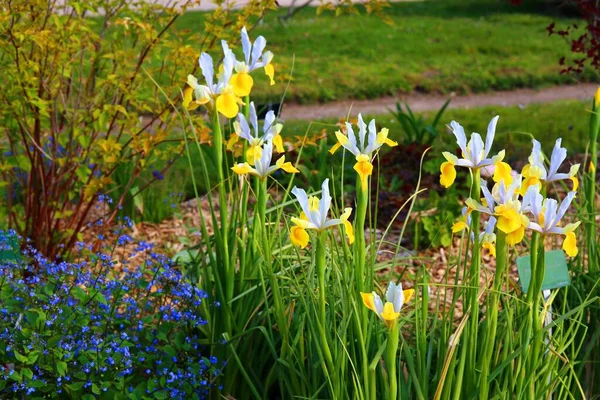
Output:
[
  {"xmin": 524, "ymin": 187, "xmax": 581, "ymax": 257},
  {"xmin": 361, "ymin": 281, "xmax": 414, "ymax": 328},
  {"xmin": 440, "ymin": 116, "xmax": 504, "ymax": 188},
  {"xmin": 329, "ymin": 114, "xmax": 397, "ymax": 191},
  {"xmin": 289, "ymin": 179, "xmax": 354, "ymax": 247},
  {"xmin": 451, "ymin": 207, "xmax": 497, "ymax": 257},
  {"xmin": 224, "ymin": 27, "xmax": 276, "ymax": 97},
  {"xmin": 232, "ymin": 101, "xmax": 284, "ymax": 165},
  {"xmin": 183, "ymin": 50, "xmax": 244, "ymax": 119},
  {"xmin": 231, "ymin": 139, "xmax": 298, "ymax": 180},
  {"xmin": 521, "ymin": 138, "xmax": 580, "ymax": 194},
  {"xmin": 466, "ymin": 175, "xmax": 529, "ymax": 246}
]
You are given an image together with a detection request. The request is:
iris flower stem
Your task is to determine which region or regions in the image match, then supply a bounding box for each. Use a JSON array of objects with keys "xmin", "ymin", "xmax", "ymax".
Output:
[
  {"xmin": 453, "ymin": 170, "xmax": 482, "ymax": 400},
  {"xmin": 354, "ymin": 178, "xmax": 370, "ymax": 396},
  {"xmin": 385, "ymin": 321, "xmax": 400, "ymax": 400},
  {"xmin": 516, "ymin": 232, "xmax": 539, "ymax": 398},
  {"xmin": 355, "ymin": 179, "xmax": 368, "ymax": 291},
  {"xmin": 479, "ymin": 231, "xmax": 508, "ymax": 399},
  {"xmin": 238, "ymin": 96, "xmax": 251, "ymax": 290},
  {"xmin": 528, "ymin": 237, "xmax": 546, "ymax": 398},
  {"xmin": 212, "ymin": 112, "xmax": 232, "ymax": 333},
  {"xmin": 587, "ymin": 100, "xmax": 599, "ymax": 272},
  {"xmin": 316, "ymin": 234, "xmax": 334, "ymax": 374},
  {"xmin": 466, "ymin": 169, "xmax": 481, "ymax": 394},
  {"xmin": 257, "ymin": 179, "xmax": 289, "ymax": 356}
]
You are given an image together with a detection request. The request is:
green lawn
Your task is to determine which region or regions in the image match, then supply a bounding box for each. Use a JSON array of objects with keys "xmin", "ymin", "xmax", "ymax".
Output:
[{"xmin": 176, "ymin": 0, "xmax": 596, "ymax": 104}]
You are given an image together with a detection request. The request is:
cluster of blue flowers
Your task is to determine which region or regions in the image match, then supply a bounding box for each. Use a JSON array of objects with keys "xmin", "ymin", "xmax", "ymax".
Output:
[{"xmin": 0, "ymin": 228, "xmax": 222, "ymax": 399}]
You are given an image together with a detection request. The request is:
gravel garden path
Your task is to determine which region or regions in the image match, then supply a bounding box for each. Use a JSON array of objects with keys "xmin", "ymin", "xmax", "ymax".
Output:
[{"xmin": 280, "ymin": 82, "xmax": 599, "ymax": 120}]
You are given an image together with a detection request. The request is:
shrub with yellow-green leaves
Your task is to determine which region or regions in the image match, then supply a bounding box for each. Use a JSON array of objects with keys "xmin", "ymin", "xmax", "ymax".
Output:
[{"xmin": 0, "ymin": 0, "xmax": 277, "ymax": 259}]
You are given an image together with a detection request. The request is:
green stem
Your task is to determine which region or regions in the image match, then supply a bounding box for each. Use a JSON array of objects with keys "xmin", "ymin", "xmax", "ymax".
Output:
[
  {"xmin": 587, "ymin": 99, "xmax": 599, "ymax": 272},
  {"xmin": 316, "ymin": 234, "xmax": 334, "ymax": 373},
  {"xmin": 527, "ymin": 238, "xmax": 546, "ymax": 398},
  {"xmin": 385, "ymin": 322, "xmax": 400, "ymax": 400},
  {"xmin": 453, "ymin": 170, "xmax": 482, "ymax": 399},
  {"xmin": 479, "ymin": 231, "xmax": 508, "ymax": 399},
  {"xmin": 466, "ymin": 169, "xmax": 481, "ymax": 394},
  {"xmin": 258, "ymin": 179, "xmax": 288, "ymax": 347},
  {"xmin": 517, "ymin": 232, "xmax": 539, "ymax": 398},
  {"xmin": 355, "ymin": 179, "xmax": 368, "ymax": 291},
  {"xmin": 212, "ymin": 111, "xmax": 232, "ymax": 333},
  {"xmin": 238, "ymin": 96, "xmax": 251, "ymax": 291}
]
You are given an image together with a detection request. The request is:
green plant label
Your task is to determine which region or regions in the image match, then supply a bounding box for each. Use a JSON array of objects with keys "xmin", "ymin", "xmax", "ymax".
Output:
[
  {"xmin": 516, "ymin": 250, "xmax": 570, "ymax": 293},
  {"xmin": 0, "ymin": 236, "xmax": 20, "ymax": 262}
]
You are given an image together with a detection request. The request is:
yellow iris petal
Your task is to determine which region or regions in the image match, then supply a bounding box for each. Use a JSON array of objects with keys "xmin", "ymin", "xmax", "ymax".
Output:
[
  {"xmin": 506, "ymin": 226, "xmax": 525, "ymax": 246},
  {"xmin": 571, "ymin": 176, "xmax": 579, "ymax": 192},
  {"xmin": 381, "ymin": 302, "xmax": 400, "ymax": 322},
  {"xmin": 183, "ymin": 86, "xmax": 194, "ymax": 108},
  {"xmin": 226, "ymin": 133, "xmax": 239, "ymax": 151},
  {"xmin": 343, "ymin": 220, "xmax": 355, "ymax": 244},
  {"xmin": 246, "ymin": 145, "xmax": 262, "ymax": 165},
  {"xmin": 493, "ymin": 162, "xmax": 513, "ymax": 185},
  {"xmin": 291, "ymin": 217, "xmax": 310, "ymax": 229},
  {"xmin": 496, "ymin": 217, "xmax": 520, "ymax": 235},
  {"xmin": 522, "ymin": 164, "xmax": 531, "ymax": 177},
  {"xmin": 376, "ymin": 128, "xmax": 398, "ymax": 147},
  {"xmin": 590, "ymin": 161, "xmax": 596, "ymax": 173},
  {"xmin": 290, "ymin": 226, "xmax": 309, "ymax": 249},
  {"xmin": 329, "ymin": 142, "xmax": 342, "ymax": 155},
  {"xmin": 276, "ymin": 156, "xmax": 299, "ymax": 173},
  {"xmin": 231, "ymin": 163, "xmax": 253, "ymax": 175},
  {"xmin": 335, "ymin": 131, "xmax": 349, "ymax": 145},
  {"xmin": 216, "ymin": 93, "xmax": 240, "ymax": 119},
  {"xmin": 384, "ymin": 138, "xmax": 399, "ymax": 147},
  {"xmin": 482, "ymin": 242, "xmax": 496, "ymax": 257},
  {"xmin": 264, "ymin": 63, "xmax": 275, "ymax": 85},
  {"xmin": 563, "ymin": 232, "xmax": 578, "ymax": 257},
  {"xmin": 403, "ymin": 289, "xmax": 414, "ymax": 304},
  {"xmin": 231, "ymin": 72, "xmax": 254, "ymax": 97},
  {"xmin": 354, "ymin": 160, "xmax": 373, "ymax": 191},
  {"xmin": 521, "ymin": 176, "xmax": 540, "ymax": 194},
  {"xmin": 272, "ymin": 135, "xmax": 284, "ymax": 153},
  {"xmin": 452, "ymin": 220, "xmax": 469, "ymax": 233},
  {"xmin": 440, "ymin": 161, "xmax": 457, "ymax": 188},
  {"xmin": 360, "ymin": 292, "xmax": 377, "ymax": 312}
]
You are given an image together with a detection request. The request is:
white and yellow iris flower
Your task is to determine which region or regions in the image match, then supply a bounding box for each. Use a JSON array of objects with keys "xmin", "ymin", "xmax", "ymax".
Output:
[
  {"xmin": 223, "ymin": 27, "xmax": 275, "ymax": 97},
  {"xmin": 183, "ymin": 45, "xmax": 243, "ymax": 119},
  {"xmin": 230, "ymin": 102, "xmax": 284, "ymax": 164},
  {"xmin": 440, "ymin": 115, "xmax": 504, "ymax": 188},
  {"xmin": 451, "ymin": 207, "xmax": 497, "ymax": 257},
  {"xmin": 329, "ymin": 114, "xmax": 397, "ymax": 191},
  {"xmin": 289, "ymin": 179, "xmax": 354, "ymax": 248},
  {"xmin": 521, "ymin": 139, "xmax": 580, "ymax": 193},
  {"xmin": 524, "ymin": 186, "xmax": 580, "ymax": 257},
  {"xmin": 361, "ymin": 281, "xmax": 414, "ymax": 328},
  {"xmin": 231, "ymin": 138, "xmax": 298, "ymax": 180},
  {"xmin": 466, "ymin": 176, "xmax": 530, "ymax": 246}
]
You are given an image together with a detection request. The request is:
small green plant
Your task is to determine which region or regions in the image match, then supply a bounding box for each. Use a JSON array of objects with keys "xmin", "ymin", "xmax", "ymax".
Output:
[
  {"xmin": 391, "ymin": 99, "xmax": 451, "ymax": 145},
  {"xmin": 414, "ymin": 189, "xmax": 461, "ymax": 249}
]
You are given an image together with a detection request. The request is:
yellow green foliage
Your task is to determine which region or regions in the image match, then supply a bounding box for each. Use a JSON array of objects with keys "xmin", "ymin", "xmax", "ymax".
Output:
[{"xmin": 0, "ymin": 0, "xmax": 278, "ymax": 258}]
